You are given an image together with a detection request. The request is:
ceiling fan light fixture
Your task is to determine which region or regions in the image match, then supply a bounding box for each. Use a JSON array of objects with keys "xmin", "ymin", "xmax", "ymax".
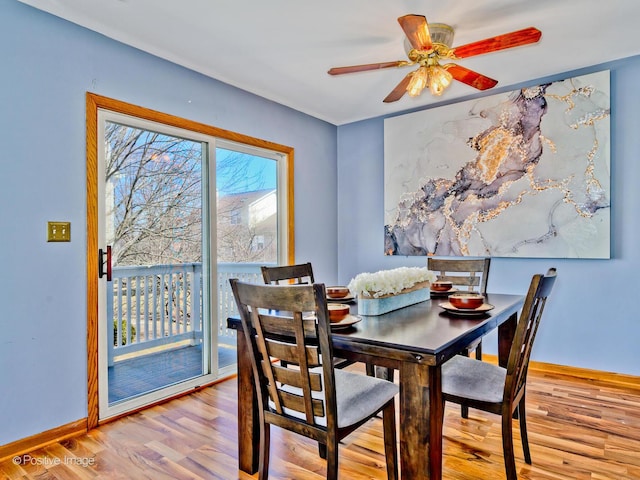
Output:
[
  {"xmin": 407, "ymin": 66, "xmax": 430, "ymax": 97},
  {"xmin": 406, "ymin": 64, "xmax": 453, "ymax": 97},
  {"xmin": 429, "ymin": 65, "xmax": 453, "ymax": 95}
]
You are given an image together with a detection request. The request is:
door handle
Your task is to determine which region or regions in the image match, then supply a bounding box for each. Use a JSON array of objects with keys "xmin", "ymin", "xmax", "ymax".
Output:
[{"xmin": 99, "ymin": 245, "xmax": 112, "ymax": 281}]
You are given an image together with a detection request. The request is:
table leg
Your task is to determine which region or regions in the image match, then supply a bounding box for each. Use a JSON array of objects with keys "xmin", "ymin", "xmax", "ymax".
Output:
[
  {"xmin": 429, "ymin": 365, "xmax": 443, "ymax": 480},
  {"xmin": 498, "ymin": 312, "xmax": 518, "ymax": 368},
  {"xmin": 399, "ymin": 361, "xmax": 442, "ymax": 479},
  {"xmin": 236, "ymin": 331, "xmax": 259, "ymax": 474}
]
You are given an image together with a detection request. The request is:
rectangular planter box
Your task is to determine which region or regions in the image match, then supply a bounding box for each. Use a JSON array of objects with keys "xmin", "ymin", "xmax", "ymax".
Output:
[{"xmin": 357, "ymin": 287, "xmax": 431, "ymax": 316}]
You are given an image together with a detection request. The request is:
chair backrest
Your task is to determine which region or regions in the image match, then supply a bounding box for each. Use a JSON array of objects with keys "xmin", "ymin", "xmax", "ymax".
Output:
[
  {"xmin": 504, "ymin": 268, "xmax": 557, "ymax": 405},
  {"xmin": 261, "ymin": 262, "xmax": 315, "ymax": 285},
  {"xmin": 427, "ymin": 257, "xmax": 491, "ymax": 294},
  {"xmin": 229, "ymin": 279, "xmax": 338, "ymax": 432}
]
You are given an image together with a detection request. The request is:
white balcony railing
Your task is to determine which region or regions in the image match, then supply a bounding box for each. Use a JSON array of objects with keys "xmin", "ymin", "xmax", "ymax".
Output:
[{"xmin": 108, "ymin": 262, "xmax": 265, "ymax": 364}]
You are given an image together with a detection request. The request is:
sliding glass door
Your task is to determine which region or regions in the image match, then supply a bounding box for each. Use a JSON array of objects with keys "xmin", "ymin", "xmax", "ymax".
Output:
[{"xmin": 97, "ymin": 111, "xmax": 217, "ymax": 418}]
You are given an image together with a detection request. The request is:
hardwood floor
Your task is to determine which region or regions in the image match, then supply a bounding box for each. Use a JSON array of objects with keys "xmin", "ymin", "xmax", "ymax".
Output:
[{"xmin": 2, "ymin": 366, "xmax": 640, "ymax": 479}]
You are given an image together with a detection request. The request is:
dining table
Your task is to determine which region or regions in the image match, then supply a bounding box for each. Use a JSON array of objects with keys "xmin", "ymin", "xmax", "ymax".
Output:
[{"xmin": 227, "ymin": 291, "xmax": 524, "ymax": 480}]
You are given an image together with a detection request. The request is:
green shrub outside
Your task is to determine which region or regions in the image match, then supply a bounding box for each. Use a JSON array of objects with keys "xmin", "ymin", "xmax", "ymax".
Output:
[{"xmin": 113, "ymin": 319, "xmax": 136, "ymax": 346}]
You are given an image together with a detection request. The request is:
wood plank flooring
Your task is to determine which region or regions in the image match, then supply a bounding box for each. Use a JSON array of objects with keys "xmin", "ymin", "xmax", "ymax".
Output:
[{"xmin": 2, "ymin": 366, "xmax": 640, "ymax": 479}]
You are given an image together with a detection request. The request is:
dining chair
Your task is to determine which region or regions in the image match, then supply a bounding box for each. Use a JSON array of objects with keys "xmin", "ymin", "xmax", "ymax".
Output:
[
  {"xmin": 428, "ymin": 257, "xmax": 491, "ymax": 296},
  {"xmin": 229, "ymin": 279, "xmax": 399, "ymax": 480},
  {"xmin": 260, "ymin": 262, "xmax": 315, "ymax": 285},
  {"xmin": 429, "ymin": 257, "xmax": 491, "ymax": 420},
  {"xmin": 440, "ymin": 267, "xmax": 557, "ymax": 480},
  {"xmin": 428, "ymin": 257, "xmax": 491, "ymax": 357},
  {"xmin": 368, "ymin": 258, "xmax": 492, "ymax": 407},
  {"xmin": 261, "ymin": 263, "xmax": 354, "ymax": 370}
]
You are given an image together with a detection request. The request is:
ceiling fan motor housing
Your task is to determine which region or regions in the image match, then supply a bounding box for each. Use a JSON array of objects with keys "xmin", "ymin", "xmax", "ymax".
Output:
[
  {"xmin": 403, "ymin": 23, "xmax": 454, "ymax": 57},
  {"xmin": 428, "ymin": 23, "xmax": 455, "ymax": 49}
]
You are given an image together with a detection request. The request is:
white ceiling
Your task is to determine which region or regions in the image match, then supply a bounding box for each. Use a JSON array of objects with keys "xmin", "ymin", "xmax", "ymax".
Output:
[{"xmin": 18, "ymin": 0, "xmax": 640, "ymax": 125}]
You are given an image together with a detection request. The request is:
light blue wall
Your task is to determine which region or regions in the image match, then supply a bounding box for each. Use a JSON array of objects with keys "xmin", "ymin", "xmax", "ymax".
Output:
[
  {"xmin": 337, "ymin": 57, "xmax": 640, "ymax": 376},
  {"xmin": 0, "ymin": 1, "xmax": 337, "ymax": 445}
]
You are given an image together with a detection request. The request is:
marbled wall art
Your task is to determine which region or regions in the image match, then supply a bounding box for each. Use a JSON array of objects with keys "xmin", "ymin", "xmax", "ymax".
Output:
[{"xmin": 384, "ymin": 70, "xmax": 610, "ymax": 258}]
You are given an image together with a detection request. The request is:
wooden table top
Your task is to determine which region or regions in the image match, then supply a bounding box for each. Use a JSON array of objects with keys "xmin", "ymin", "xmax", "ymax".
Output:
[
  {"xmin": 228, "ymin": 292, "xmax": 524, "ymax": 366},
  {"xmin": 332, "ymin": 293, "xmax": 522, "ymax": 360}
]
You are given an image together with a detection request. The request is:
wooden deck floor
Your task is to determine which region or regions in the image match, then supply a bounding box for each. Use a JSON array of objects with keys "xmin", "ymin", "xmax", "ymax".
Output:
[
  {"xmin": 109, "ymin": 342, "xmax": 237, "ymax": 403},
  {"xmin": 3, "ymin": 364, "xmax": 640, "ymax": 479}
]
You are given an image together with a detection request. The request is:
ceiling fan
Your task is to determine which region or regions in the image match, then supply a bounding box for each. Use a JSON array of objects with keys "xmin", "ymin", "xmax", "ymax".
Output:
[{"xmin": 328, "ymin": 14, "xmax": 542, "ymax": 102}]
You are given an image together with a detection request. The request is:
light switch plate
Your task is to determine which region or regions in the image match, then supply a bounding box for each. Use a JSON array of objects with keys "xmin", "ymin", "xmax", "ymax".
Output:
[{"xmin": 48, "ymin": 221, "xmax": 71, "ymax": 242}]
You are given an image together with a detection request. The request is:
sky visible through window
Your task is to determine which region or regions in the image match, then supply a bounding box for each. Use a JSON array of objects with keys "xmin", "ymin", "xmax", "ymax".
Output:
[{"xmin": 216, "ymin": 148, "xmax": 277, "ymax": 196}]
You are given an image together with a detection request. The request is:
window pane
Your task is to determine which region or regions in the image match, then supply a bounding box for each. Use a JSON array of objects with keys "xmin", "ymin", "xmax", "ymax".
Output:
[
  {"xmin": 103, "ymin": 120, "xmax": 207, "ymax": 407},
  {"xmin": 216, "ymin": 148, "xmax": 278, "ymax": 263}
]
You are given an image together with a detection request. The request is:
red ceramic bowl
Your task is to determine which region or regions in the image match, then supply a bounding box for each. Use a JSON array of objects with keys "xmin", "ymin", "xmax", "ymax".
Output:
[
  {"xmin": 448, "ymin": 293, "xmax": 484, "ymax": 309},
  {"xmin": 431, "ymin": 281, "xmax": 453, "ymax": 292},
  {"xmin": 327, "ymin": 304, "xmax": 350, "ymax": 322},
  {"xmin": 327, "ymin": 286, "xmax": 350, "ymax": 299}
]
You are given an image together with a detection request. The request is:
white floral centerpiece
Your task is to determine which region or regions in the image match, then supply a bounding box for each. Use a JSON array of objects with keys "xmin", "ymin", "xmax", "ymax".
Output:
[{"xmin": 348, "ymin": 267, "xmax": 437, "ymax": 315}]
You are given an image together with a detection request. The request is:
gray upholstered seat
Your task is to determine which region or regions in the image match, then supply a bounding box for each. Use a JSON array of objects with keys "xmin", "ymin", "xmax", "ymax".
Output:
[
  {"xmin": 442, "ymin": 355, "xmax": 506, "ymax": 406},
  {"xmin": 277, "ymin": 369, "xmax": 398, "ymax": 428}
]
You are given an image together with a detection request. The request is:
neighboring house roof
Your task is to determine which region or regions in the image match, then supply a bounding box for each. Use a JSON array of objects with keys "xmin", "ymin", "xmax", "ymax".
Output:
[
  {"xmin": 217, "ymin": 189, "xmax": 277, "ymax": 227},
  {"xmin": 217, "ymin": 188, "xmax": 275, "ymax": 208}
]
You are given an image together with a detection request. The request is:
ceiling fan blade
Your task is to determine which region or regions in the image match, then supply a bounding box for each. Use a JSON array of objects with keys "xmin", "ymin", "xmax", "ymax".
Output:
[
  {"xmin": 383, "ymin": 72, "xmax": 414, "ymax": 103},
  {"xmin": 451, "ymin": 27, "xmax": 541, "ymax": 59},
  {"xmin": 397, "ymin": 14, "xmax": 432, "ymax": 51},
  {"xmin": 447, "ymin": 64, "xmax": 498, "ymax": 90},
  {"xmin": 328, "ymin": 60, "xmax": 409, "ymax": 75}
]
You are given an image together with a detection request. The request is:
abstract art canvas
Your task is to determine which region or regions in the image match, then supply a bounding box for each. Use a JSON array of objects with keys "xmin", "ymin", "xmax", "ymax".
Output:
[{"xmin": 384, "ymin": 70, "xmax": 610, "ymax": 258}]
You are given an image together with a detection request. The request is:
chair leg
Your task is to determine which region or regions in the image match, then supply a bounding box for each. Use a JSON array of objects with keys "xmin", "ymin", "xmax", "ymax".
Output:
[
  {"xmin": 366, "ymin": 364, "xmax": 395, "ymax": 383},
  {"xmin": 518, "ymin": 397, "xmax": 531, "ymax": 464},
  {"xmin": 326, "ymin": 437, "xmax": 339, "ymax": 480},
  {"xmin": 501, "ymin": 411, "xmax": 517, "ymax": 480},
  {"xmin": 382, "ymin": 401, "xmax": 398, "ymax": 480},
  {"xmin": 379, "ymin": 366, "xmax": 395, "ymax": 382},
  {"xmin": 458, "ymin": 342, "xmax": 482, "ymax": 419},
  {"xmin": 366, "ymin": 363, "xmax": 375, "ymax": 377},
  {"xmin": 461, "ymin": 405, "xmax": 470, "ymax": 419},
  {"xmin": 318, "ymin": 442, "xmax": 327, "ymax": 459},
  {"xmin": 460, "ymin": 349, "xmax": 470, "ymax": 419},
  {"xmin": 258, "ymin": 423, "xmax": 270, "ymax": 480}
]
